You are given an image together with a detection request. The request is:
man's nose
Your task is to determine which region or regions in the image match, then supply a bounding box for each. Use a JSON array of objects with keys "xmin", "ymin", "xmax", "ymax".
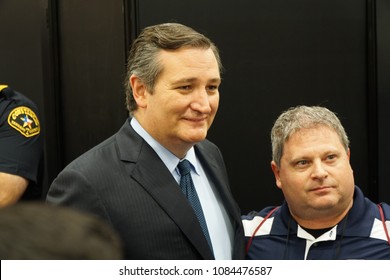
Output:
[
  {"xmin": 190, "ymin": 89, "xmax": 212, "ymax": 114},
  {"xmin": 311, "ymin": 161, "xmax": 328, "ymax": 180}
]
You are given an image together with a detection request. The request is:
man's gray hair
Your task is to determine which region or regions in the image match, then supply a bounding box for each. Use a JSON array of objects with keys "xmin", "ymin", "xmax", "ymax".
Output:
[{"xmin": 271, "ymin": 105, "xmax": 350, "ymax": 166}]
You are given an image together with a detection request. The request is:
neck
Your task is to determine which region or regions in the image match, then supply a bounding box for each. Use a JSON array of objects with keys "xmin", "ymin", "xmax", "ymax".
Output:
[{"xmin": 291, "ymin": 201, "xmax": 353, "ymax": 229}]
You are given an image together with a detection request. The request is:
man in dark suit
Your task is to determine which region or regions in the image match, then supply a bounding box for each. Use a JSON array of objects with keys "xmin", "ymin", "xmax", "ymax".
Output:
[{"xmin": 46, "ymin": 23, "xmax": 245, "ymax": 260}]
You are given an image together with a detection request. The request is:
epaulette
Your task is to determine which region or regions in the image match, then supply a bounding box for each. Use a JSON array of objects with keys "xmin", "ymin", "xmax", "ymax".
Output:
[
  {"xmin": 0, "ymin": 85, "xmax": 8, "ymax": 92},
  {"xmin": 0, "ymin": 85, "xmax": 14, "ymax": 98}
]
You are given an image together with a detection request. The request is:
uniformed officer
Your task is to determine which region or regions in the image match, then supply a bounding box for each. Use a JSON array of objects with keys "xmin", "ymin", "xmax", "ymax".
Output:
[{"xmin": 0, "ymin": 85, "xmax": 43, "ymax": 206}]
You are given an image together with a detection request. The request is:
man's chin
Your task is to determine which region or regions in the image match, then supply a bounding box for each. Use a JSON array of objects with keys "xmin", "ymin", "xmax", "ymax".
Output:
[{"xmin": 182, "ymin": 133, "xmax": 208, "ymax": 144}]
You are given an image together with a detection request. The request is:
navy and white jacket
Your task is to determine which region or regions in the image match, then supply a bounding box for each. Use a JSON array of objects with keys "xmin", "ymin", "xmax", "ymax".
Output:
[{"xmin": 242, "ymin": 187, "xmax": 390, "ymax": 259}]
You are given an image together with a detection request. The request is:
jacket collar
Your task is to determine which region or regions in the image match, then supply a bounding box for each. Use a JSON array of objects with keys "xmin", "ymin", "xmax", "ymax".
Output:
[{"xmin": 275, "ymin": 186, "xmax": 377, "ymax": 238}]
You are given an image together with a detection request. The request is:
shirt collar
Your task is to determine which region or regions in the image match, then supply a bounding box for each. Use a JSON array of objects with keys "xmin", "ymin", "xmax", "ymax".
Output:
[
  {"xmin": 275, "ymin": 186, "xmax": 375, "ymax": 237},
  {"xmin": 297, "ymin": 224, "xmax": 337, "ymax": 241}
]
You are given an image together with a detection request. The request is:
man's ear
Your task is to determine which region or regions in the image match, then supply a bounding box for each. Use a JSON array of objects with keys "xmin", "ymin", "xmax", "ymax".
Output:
[
  {"xmin": 130, "ymin": 75, "xmax": 147, "ymax": 108},
  {"xmin": 271, "ymin": 161, "xmax": 282, "ymax": 189}
]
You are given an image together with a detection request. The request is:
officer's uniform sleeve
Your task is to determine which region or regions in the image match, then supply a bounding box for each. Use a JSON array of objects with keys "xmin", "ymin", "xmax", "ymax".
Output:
[{"xmin": 0, "ymin": 85, "xmax": 43, "ymax": 184}]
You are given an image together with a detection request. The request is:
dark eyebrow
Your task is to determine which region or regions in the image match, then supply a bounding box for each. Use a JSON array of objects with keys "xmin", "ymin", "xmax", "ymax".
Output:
[
  {"xmin": 172, "ymin": 77, "xmax": 221, "ymax": 85},
  {"xmin": 172, "ymin": 78, "xmax": 197, "ymax": 85},
  {"xmin": 208, "ymin": 78, "xmax": 222, "ymax": 84}
]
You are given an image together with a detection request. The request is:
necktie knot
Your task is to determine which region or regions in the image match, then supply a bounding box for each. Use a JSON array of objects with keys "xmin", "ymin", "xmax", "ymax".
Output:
[{"xmin": 177, "ymin": 159, "xmax": 192, "ymax": 176}]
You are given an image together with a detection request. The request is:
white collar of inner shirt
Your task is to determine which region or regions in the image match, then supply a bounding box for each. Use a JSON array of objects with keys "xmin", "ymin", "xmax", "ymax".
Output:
[
  {"xmin": 297, "ymin": 224, "xmax": 338, "ymax": 242},
  {"xmin": 130, "ymin": 117, "xmax": 200, "ymax": 176}
]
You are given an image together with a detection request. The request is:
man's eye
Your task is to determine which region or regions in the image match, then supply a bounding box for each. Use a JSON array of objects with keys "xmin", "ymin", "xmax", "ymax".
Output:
[
  {"xmin": 326, "ymin": 154, "xmax": 337, "ymax": 161},
  {"xmin": 207, "ymin": 85, "xmax": 218, "ymax": 90},
  {"xmin": 179, "ymin": 85, "xmax": 192, "ymax": 90},
  {"xmin": 296, "ymin": 160, "xmax": 308, "ymax": 166}
]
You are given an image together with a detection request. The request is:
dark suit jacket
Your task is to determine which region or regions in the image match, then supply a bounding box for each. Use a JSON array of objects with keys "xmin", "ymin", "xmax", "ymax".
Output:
[{"xmin": 47, "ymin": 119, "xmax": 245, "ymax": 259}]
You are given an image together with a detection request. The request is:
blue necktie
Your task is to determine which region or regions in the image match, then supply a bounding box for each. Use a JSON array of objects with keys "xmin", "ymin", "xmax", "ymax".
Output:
[{"xmin": 177, "ymin": 159, "xmax": 213, "ymax": 252}]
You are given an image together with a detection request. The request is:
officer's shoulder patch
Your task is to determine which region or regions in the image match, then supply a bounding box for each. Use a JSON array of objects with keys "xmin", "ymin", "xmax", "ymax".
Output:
[{"xmin": 7, "ymin": 106, "xmax": 40, "ymax": 137}]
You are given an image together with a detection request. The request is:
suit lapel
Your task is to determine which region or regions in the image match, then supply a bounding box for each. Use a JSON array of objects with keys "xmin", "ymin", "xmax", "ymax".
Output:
[
  {"xmin": 195, "ymin": 143, "xmax": 241, "ymax": 224},
  {"xmin": 195, "ymin": 143, "xmax": 245, "ymax": 259},
  {"xmin": 115, "ymin": 121, "xmax": 214, "ymax": 259}
]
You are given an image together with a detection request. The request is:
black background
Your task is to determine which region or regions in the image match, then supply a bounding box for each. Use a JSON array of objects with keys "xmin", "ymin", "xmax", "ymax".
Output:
[{"xmin": 0, "ymin": 0, "xmax": 389, "ymax": 214}]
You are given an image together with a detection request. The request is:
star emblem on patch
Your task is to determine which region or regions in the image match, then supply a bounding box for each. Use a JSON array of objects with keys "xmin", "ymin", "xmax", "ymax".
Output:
[{"xmin": 21, "ymin": 115, "xmax": 34, "ymax": 129}]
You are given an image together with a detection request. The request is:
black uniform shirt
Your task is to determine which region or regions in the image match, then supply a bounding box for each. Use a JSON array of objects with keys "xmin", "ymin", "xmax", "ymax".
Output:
[{"xmin": 0, "ymin": 85, "xmax": 43, "ymax": 199}]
